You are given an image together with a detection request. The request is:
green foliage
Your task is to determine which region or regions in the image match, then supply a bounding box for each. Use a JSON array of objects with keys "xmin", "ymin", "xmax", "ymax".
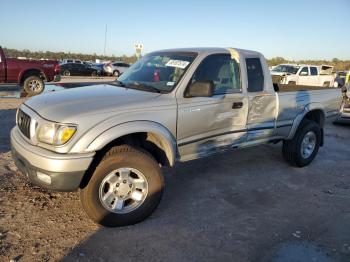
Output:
[
  {"xmin": 268, "ymin": 57, "xmax": 350, "ymax": 71},
  {"xmin": 2, "ymin": 47, "xmax": 138, "ymax": 64}
]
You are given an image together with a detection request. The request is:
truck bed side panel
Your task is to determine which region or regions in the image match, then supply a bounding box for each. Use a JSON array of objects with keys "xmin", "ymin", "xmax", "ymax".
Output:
[{"xmin": 276, "ymin": 89, "xmax": 342, "ymax": 138}]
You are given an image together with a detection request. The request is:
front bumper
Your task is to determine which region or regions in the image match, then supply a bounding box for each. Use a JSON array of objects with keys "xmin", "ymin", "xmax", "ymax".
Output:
[{"xmin": 11, "ymin": 127, "xmax": 95, "ymax": 191}]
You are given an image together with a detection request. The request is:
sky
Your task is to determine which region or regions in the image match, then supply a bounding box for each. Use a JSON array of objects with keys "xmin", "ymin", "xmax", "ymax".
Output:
[{"xmin": 0, "ymin": 0, "xmax": 349, "ymax": 60}]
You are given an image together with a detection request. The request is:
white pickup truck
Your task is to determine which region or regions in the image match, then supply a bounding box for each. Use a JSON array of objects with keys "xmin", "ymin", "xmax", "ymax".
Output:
[
  {"xmin": 271, "ymin": 64, "xmax": 335, "ymax": 87},
  {"xmin": 11, "ymin": 47, "xmax": 342, "ymax": 227}
]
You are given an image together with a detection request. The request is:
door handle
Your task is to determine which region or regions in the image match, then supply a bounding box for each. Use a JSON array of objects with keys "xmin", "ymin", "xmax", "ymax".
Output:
[{"xmin": 232, "ymin": 102, "xmax": 243, "ymax": 109}]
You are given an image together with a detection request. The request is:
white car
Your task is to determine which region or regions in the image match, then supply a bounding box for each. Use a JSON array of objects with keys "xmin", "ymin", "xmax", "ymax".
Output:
[
  {"xmin": 103, "ymin": 61, "xmax": 130, "ymax": 77},
  {"xmin": 271, "ymin": 64, "xmax": 335, "ymax": 87}
]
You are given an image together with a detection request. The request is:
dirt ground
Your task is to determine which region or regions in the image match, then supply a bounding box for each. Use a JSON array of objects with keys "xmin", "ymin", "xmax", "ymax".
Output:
[{"xmin": 0, "ymin": 97, "xmax": 350, "ymax": 262}]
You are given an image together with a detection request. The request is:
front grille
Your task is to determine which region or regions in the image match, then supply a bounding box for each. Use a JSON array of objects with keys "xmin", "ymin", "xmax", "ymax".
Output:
[{"xmin": 17, "ymin": 109, "xmax": 31, "ymax": 139}]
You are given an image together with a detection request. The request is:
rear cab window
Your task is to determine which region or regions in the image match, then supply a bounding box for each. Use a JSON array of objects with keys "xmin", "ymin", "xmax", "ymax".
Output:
[
  {"xmin": 310, "ymin": 67, "xmax": 318, "ymax": 76},
  {"xmin": 245, "ymin": 58, "xmax": 264, "ymax": 92}
]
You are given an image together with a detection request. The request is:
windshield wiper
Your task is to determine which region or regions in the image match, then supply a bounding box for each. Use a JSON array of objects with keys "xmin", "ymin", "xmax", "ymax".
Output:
[{"xmin": 126, "ymin": 82, "xmax": 161, "ymax": 93}]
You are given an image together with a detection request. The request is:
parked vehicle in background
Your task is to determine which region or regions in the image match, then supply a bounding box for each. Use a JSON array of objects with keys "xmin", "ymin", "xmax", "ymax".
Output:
[
  {"xmin": 11, "ymin": 47, "xmax": 342, "ymax": 227},
  {"xmin": 103, "ymin": 61, "xmax": 130, "ymax": 77},
  {"xmin": 271, "ymin": 64, "xmax": 335, "ymax": 87},
  {"xmin": 0, "ymin": 46, "xmax": 60, "ymax": 96},
  {"xmin": 334, "ymin": 71, "xmax": 347, "ymax": 88},
  {"xmin": 336, "ymin": 84, "xmax": 350, "ymax": 123},
  {"xmin": 92, "ymin": 63, "xmax": 105, "ymax": 73},
  {"xmin": 60, "ymin": 59, "xmax": 83, "ymax": 64},
  {"xmin": 59, "ymin": 63, "xmax": 101, "ymax": 77}
]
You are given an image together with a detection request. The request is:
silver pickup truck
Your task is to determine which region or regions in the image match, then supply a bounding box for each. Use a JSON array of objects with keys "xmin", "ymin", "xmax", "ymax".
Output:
[{"xmin": 11, "ymin": 48, "xmax": 342, "ymax": 227}]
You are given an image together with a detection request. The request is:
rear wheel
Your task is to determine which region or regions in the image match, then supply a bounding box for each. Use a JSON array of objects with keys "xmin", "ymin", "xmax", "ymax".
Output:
[
  {"xmin": 91, "ymin": 71, "xmax": 98, "ymax": 77},
  {"xmin": 80, "ymin": 145, "xmax": 164, "ymax": 227},
  {"xmin": 282, "ymin": 120, "xmax": 321, "ymax": 167},
  {"xmin": 113, "ymin": 70, "xmax": 120, "ymax": 77},
  {"xmin": 63, "ymin": 70, "xmax": 70, "ymax": 77},
  {"xmin": 323, "ymin": 81, "xmax": 330, "ymax": 87},
  {"xmin": 23, "ymin": 76, "xmax": 45, "ymax": 96}
]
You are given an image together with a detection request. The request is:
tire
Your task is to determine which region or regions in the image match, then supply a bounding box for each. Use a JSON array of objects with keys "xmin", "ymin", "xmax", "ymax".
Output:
[
  {"xmin": 63, "ymin": 70, "xmax": 70, "ymax": 77},
  {"xmin": 113, "ymin": 70, "xmax": 120, "ymax": 77},
  {"xmin": 323, "ymin": 82, "xmax": 330, "ymax": 88},
  {"xmin": 282, "ymin": 120, "xmax": 321, "ymax": 167},
  {"xmin": 91, "ymin": 71, "xmax": 97, "ymax": 77},
  {"xmin": 80, "ymin": 145, "xmax": 164, "ymax": 227},
  {"xmin": 23, "ymin": 75, "xmax": 45, "ymax": 96}
]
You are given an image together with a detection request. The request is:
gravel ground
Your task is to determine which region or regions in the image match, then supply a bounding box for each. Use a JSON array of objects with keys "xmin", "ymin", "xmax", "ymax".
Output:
[{"xmin": 0, "ymin": 97, "xmax": 350, "ymax": 262}]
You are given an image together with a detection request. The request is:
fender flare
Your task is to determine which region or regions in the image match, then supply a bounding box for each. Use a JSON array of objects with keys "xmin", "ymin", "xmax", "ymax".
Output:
[
  {"xmin": 18, "ymin": 67, "xmax": 46, "ymax": 83},
  {"xmin": 85, "ymin": 121, "xmax": 177, "ymax": 166},
  {"xmin": 286, "ymin": 103, "xmax": 325, "ymax": 140}
]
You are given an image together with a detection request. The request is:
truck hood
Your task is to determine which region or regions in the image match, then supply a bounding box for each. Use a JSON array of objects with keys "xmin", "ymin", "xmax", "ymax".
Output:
[
  {"xmin": 24, "ymin": 84, "xmax": 162, "ymax": 122},
  {"xmin": 270, "ymin": 71, "xmax": 291, "ymax": 76}
]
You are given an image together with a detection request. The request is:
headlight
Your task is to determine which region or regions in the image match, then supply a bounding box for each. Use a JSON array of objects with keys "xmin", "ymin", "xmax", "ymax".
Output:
[{"xmin": 37, "ymin": 122, "xmax": 77, "ymax": 145}]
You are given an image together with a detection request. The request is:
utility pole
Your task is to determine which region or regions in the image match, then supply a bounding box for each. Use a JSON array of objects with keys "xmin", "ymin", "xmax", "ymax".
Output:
[{"xmin": 103, "ymin": 24, "xmax": 107, "ymax": 57}]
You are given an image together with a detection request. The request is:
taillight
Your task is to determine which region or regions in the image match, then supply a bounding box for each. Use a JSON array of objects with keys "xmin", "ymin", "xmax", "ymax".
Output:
[{"xmin": 54, "ymin": 64, "xmax": 60, "ymax": 72}]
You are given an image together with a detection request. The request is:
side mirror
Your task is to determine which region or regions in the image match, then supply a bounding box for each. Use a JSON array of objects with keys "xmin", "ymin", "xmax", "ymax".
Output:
[
  {"xmin": 300, "ymin": 71, "xmax": 308, "ymax": 76},
  {"xmin": 186, "ymin": 80, "xmax": 214, "ymax": 97}
]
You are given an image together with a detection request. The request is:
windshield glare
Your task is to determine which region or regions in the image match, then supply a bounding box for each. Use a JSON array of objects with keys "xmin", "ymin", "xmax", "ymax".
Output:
[
  {"xmin": 272, "ymin": 65, "xmax": 300, "ymax": 74},
  {"xmin": 116, "ymin": 52, "xmax": 197, "ymax": 93}
]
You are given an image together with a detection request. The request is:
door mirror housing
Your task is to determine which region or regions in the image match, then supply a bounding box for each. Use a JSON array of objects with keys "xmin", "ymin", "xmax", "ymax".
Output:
[
  {"xmin": 186, "ymin": 80, "xmax": 214, "ymax": 97},
  {"xmin": 300, "ymin": 71, "xmax": 308, "ymax": 76}
]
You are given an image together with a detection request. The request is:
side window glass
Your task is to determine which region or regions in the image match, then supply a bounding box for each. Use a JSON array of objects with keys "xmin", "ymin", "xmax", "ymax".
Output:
[
  {"xmin": 310, "ymin": 67, "xmax": 318, "ymax": 76},
  {"xmin": 192, "ymin": 54, "xmax": 241, "ymax": 95},
  {"xmin": 300, "ymin": 67, "xmax": 309, "ymax": 75},
  {"xmin": 245, "ymin": 58, "xmax": 264, "ymax": 92}
]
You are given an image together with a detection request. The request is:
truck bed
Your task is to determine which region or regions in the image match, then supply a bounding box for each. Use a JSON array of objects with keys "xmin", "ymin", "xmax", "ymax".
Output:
[{"xmin": 276, "ymin": 87, "xmax": 342, "ymax": 137}]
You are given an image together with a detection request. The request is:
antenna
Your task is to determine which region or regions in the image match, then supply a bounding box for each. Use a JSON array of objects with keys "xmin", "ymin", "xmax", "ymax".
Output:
[{"xmin": 103, "ymin": 24, "xmax": 107, "ymax": 57}]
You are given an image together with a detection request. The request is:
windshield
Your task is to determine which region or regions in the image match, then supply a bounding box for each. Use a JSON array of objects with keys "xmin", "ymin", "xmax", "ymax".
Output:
[
  {"xmin": 116, "ymin": 52, "xmax": 197, "ymax": 93},
  {"xmin": 272, "ymin": 65, "xmax": 300, "ymax": 74}
]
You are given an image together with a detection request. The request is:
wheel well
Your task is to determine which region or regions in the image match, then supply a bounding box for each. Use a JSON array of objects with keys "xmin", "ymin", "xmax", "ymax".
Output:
[
  {"xmin": 20, "ymin": 69, "xmax": 45, "ymax": 84},
  {"xmin": 96, "ymin": 132, "xmax": 170, "ymax": 167},
  {"xmin": 302, "ymin": 109, "xmax": 325, "ymax": 146},
  {"xmin": 303, "ymin": 109, "xmax": 325, "ymax": 127},
  {"xmin": 79, "ymin": 132, "xmax": 171, "ymax": 189}
]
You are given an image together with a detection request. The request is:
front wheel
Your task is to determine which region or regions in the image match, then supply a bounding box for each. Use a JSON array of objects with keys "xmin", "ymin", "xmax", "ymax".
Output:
[
  {"xmin": 282, "ymin": 120, "xmax": 321, "ymax": 167},
  {"xmin": 23, "ymin": 76, "xmax": 45, "ymax": 96},
  {"xmin": 113, "ymin": 70, "xmax": 120, "ymax": 77},
  {"xmin": 80, "ymin": 145, "xmax": 164, "ymax": 227}
]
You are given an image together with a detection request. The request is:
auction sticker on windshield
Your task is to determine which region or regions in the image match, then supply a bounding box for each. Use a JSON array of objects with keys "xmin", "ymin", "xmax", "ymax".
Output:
[{"xmin": 165, "ymin": 60, "xmax": 190, "ymax": 69}]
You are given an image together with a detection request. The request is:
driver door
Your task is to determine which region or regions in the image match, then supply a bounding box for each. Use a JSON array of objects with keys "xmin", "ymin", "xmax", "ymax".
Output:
[{"xmin": 176, "ymin": 54, "xmax": 248, "ymax": 161}]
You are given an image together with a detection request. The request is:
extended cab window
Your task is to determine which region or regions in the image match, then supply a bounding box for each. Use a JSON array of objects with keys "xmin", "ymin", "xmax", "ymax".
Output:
[
  {"xmin": 246, "ymin": 58, "xmax": 264, "ymax": 92},
  {"xmin": 310, "ymin": 67, "xmax": 318, "ymax": 76},
  {"xmin": 191, "ymin": 54, "xmax": 241, "ymax": 95},
  {"xmin": 300, "ymin": 67, "xmax": 309, "ymax": 75}
]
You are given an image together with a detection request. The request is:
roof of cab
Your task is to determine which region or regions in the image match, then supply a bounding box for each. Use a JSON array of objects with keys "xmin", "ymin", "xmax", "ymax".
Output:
[{"xmin": 149, "ymin": 47, "xmax": 263, "ymax": 57}]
